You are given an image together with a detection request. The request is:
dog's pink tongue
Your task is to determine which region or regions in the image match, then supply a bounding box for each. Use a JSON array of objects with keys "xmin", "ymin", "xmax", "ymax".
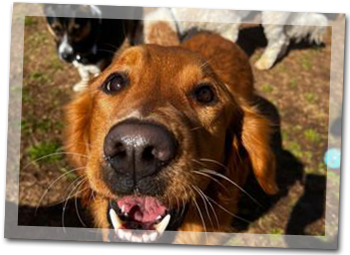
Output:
[{"xmin": 117, "ymin": 196, "xmax": 167, "ymax": 222}]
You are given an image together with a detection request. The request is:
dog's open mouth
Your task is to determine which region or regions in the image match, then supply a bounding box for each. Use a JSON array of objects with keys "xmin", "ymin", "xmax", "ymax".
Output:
[{"xmin": 108, "ymin": 196, "xmax": 177, "ymax": 243}]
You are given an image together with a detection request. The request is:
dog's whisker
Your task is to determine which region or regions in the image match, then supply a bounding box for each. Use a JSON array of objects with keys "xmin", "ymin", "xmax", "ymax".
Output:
[
  {"xmin": 190, "ymin": 188, "xmax": 208, "ymax": 243},
  {"xmin": 21, "ymin": 152, "xmax": 89, "ymax": 171},
  {"xmin": 35, "ymin": 166, "xmax": 86, "ymax": 214},
  {"xmin": 190, "ymin": 126, "xmax": 204, "ymax": 132},
  {"xmin": 191, "ymin": 170, "xmax": 230, "ymax": 195},
  {"xmin": 193, "ymin": 185, "xmax": 220, "ymax": 229},
  {"xmin": 74, "ymin": 185, "xmax": 90, "ymax": 227},
  {"xmin": 96, "ymin": 49, "xmax": 116, "ymax": 55},
  {"xmin": 177, "ymin": 185, "xmax": 188, "ymax": 222},
  {"xmin": 198, "ymin": 58, "xmax": 213, "ymax": 70},
  {"xmin": 72, "ymin": 141, "xmax": 100, "ymax": 149},
  {"xmin": 62, "ymin": 177, "xmax": 87, "ymax": 232},
  {"xmin": 174, "ymin": 192, "xmax": 181, "ymax": 216},
  {"xmin": 191, "ymin": 185, "xmax": 215, "ymax": 230},
  {"xmin": 99, "ymin": 43, "xmax": 119, "ymax": 51},
  {"xmin": 71, "ymin": 180, "xmax": 89, "ymax": 227},
  {"xmin": 92, "ymin": 190, "xmax": 96, "ymax": 201},
  {"xmin": 198, "ymin": 158, "xmax": 230, "ymax": 173},
  {"xmin": 62, "ymin": 176, "xmax": 86, "ymax": 208},
  {"xmin": 88, "ymin": 189, "xmax": 96, "ymax": 204},
  {"xmin": 200, "ymin": 168, "xmax": 263, "ymax": 208},
  {"xmin": 206, "ymin": 196, "xmax": 251, "ymax": 224}
]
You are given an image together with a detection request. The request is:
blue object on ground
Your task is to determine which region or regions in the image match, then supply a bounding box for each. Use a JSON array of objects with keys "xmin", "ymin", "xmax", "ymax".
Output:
[{"xmin": 324, "ymin": 148, "xmax": 341, "ymax": 169}]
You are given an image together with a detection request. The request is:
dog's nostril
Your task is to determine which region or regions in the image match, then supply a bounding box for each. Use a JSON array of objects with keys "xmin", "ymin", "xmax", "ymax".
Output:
[
  {"xmin": 142, "ymin": 146, "xmax": 156, "ymax": 161},
  {"xmin": 114, "ymin": 142, "xmax": 127, "ymax": 158},
  {"xmin": 106, "ymin": 142, "xmax": 127, "ymax": 160}
]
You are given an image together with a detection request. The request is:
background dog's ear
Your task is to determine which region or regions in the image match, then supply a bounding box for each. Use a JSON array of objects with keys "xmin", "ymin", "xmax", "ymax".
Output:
[
  {"xmin": 64, "ymin": 92, "xmax": 92, "ymax": 170},
  {"xmin": 240, "ymin": 104, "xmax": 278, "ymax": 194}
]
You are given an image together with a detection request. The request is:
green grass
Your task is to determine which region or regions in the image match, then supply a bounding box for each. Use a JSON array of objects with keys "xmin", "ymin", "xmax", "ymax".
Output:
[
  {"xmin": 304, "ymin": 129, "xmax": 322, "ymax": 143},
  {"xmin": 287, "ymin": 140, "xmax": 314, "ymax": 163},
  {"xmin": 59, "ymin": 167, "xmax": 79, "ymax": 181},
  {"xmin": 21, "ymin": 119, "xmax": 32, "ymax": 135},
  {"xmin": 24, "ymin": 16, "xmax": 38, "ymax": 26},
  {"xmin": 270, "ymin": 228, "xmax": 284, "ymax": 235},
  {"xmin": 290, "ymin": 78, "xmax": 297, "ymax": 88},
  {"xmin": 281, "ymin": 130, "xmax": 289, "ymax": 141},
  {"xmin": 35, "ymin": 119, "xmax": 52, "ymax": 133},
  {"xmin": 305, "ymin": 162, "xmax": 327, "ymax": 175},
  {"xmin": 50, "ymin": 56, "xmax": 64, "ymax": 71},
  {"xmin": 55, "ymin": 120, "xmax": 65, "ymax": 131},
  {"xmin": 261, "ymin": 83, "xmax": 274, "ymax": 93},
  {"xmin": 29, "ymin": 71, "xmax": 51, "ymax": 83},
  {"xmin": 21, "ymin": 117, "xmax": 64, "ymax": 138},
  {"xmin": 27, "ymin": 141, "xmax": 63, "ymax": 164},
  {"xmin": 305, "ymin": 93, "xmax": 317, "ymax": 104},
  {"xmin": 277, "ymin": 64, "xmax": 287, "ymax": 72},
  {"xmin": 25, "ymin": 31, "xmax": 49, "ymax": 49},
  {"xmin": 287, "ymin": 141, "xmax": 303, "ymax": 158},
  {"xmin": 301, "ymin": 56, "xmax": 312, "ymax": 70},
  {"xmin": 21, "ymin": 87, "xmax": 33, "ymax": 103}
]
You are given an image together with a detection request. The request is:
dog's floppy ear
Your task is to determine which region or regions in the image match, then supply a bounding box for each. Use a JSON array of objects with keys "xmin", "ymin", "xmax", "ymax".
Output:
[
  {"xmin": 238, "ymin": 103, "xmax": 278, "ymax": 194},
  {"xmin": 64, "ymin": 92, "xmax": 93, "ymax": 170}
]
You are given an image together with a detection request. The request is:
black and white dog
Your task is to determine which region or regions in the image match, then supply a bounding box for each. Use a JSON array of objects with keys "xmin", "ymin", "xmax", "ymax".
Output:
[{"xmin": 44, "ymin": 4, "xmax": 142, "ymax": 91}]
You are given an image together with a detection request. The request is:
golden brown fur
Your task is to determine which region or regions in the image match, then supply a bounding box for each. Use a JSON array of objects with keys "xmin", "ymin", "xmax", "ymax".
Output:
[{"xmin": 65, "ymin": 32, "xmax": 277, "ymax": 244}]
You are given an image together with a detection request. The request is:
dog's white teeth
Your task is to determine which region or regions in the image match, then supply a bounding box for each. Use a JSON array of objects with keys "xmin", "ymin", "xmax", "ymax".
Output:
[
  {"xmin": 117, "ymin": 229, "xmax": 158, "ymax": 243},
  {"xmin": 109, "ymin": 209, "xmax": 123, "ymax": 230},
  {"xmin": 117, "ymin": 229, "xmax": 125, "ymax": 239},
  {"xmin": 149, "ymin": 231, "xmax": 158, "ymax": 242},
  {"xmin": 131, "ymin": 235, "xmax": 143, "ymax": 243},
  {"xmin": 154, "ymin": 214, "xmax": 171, "ymax": 234},
  {"xmin": 116, "ymin": 229, "xmax": 132, "ymax": 241},
  {"xmin": 142, "ymin": 233, "xmax": 150, "ymax": 243},
  {"xmin": 121, "ymin": 205, "xmax": 125, "ymax": 213},
  {"xmin": 109, "ymin": 211, "xmax": 168, "ymax": 243},
  {"xmin": 156, "ymin": 215, "xmax": 162, "ymax": 220},
  {"xmin": 124, "ymin": 230, "xmax": 132, "ymax": 241}
]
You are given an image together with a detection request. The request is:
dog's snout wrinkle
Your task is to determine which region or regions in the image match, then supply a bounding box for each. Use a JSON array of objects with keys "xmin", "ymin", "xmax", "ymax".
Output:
[{"xmin": 104, "ymin": 120, "xmax": 178, "ymax": 190}]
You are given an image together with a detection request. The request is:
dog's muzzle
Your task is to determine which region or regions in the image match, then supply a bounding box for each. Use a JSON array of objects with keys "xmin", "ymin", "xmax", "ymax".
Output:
[{"xmin": 103, "ymin": 119, "xmax": 178, "ymax": 194}]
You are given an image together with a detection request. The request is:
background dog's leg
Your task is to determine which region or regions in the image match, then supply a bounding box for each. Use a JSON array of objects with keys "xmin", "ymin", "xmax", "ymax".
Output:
[
  {"xmin": 221, "ymin": 22, "xmax": 242, "ymax": 42},
  {"xmin": 255, "ymin": 23, "xmax": 289, "ymax": 70},
  {"xmin": 88, "ymin": 65, "xmax": 101, "ymax": 78},
  {"xmin": 143, "ymin": 8, "xmax": 179, "ymax": 45},
  {"xmin": 73, "ymin": 61, "xmax": 90, "ymax": 92}
]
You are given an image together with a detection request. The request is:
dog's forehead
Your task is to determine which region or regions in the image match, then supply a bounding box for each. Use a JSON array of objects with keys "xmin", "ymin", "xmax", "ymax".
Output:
[
  {"xmin": 46, "ymin": 4, "xmax": 95, "ymax": 22},
  {"xmin": 115, "ymin": 45, "xmax": 208, "ymax": 84}
]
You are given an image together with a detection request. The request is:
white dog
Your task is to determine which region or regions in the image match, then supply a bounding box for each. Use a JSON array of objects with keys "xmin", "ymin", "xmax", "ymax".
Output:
[{"xmin": 144, "ymin": 8, "xmax": 328, "ymax": 70}]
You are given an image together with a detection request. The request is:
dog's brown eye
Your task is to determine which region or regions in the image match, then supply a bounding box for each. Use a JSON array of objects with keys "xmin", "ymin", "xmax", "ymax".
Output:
[
  {"xmin": 53, "ymin": 25, "xmax": 62, "ymax": 33},
  {"xmin": 102, "ymin": 73, "xmax": 128, "ymax": 95},
  {"xmin": 193, "ymin": 84, "xmax": 216, "ymax": 104}
]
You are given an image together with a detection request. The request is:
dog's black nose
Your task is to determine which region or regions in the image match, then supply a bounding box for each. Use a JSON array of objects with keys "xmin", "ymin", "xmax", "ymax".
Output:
[{"xmin": 104, "ymin": 120, "xmax": 178, "ymax": 180}]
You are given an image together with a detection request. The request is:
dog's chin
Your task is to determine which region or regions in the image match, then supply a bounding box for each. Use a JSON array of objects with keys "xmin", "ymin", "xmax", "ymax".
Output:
[{"xmin": 107, "ymin": 195, "xmax": 187, "ymax": 243}]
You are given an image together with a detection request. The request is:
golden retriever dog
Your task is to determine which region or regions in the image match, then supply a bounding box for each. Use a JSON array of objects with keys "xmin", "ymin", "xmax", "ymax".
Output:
[{"xmin": 65, "ymin": 32, "xmax": 278, "ymax": 245}]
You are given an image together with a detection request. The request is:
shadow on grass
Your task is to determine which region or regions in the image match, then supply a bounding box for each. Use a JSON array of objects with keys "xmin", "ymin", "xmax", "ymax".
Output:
[
  {"xmin": 236, "ymin": 25, "xmax": 326, "ymax": 62},
  {"xmin": 231, "ymin": 96, "xmax": 326, "ymax": 239},
  {"xmin": 17, "ymin": 198, "xmax": 92, "ymax": 228}
]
